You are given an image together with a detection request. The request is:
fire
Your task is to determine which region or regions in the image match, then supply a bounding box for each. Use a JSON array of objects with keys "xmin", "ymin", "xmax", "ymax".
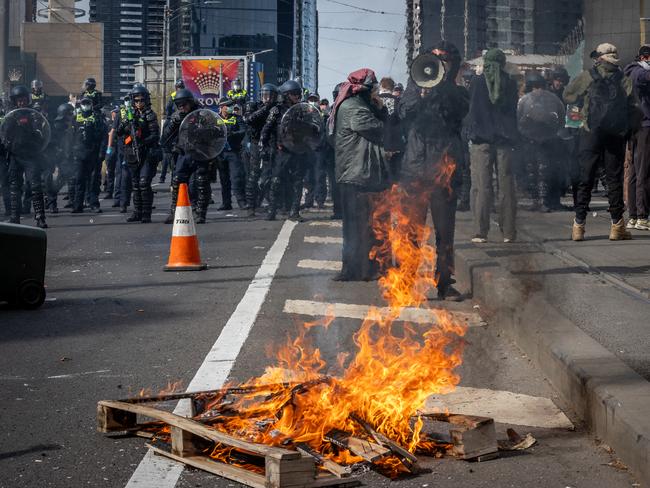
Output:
[
  {"xmin": 434, "ymin": 152, "xmax": 457, "ymax": 197},
  {"xmin": 188, "ymin": 184, "xmax": 466, "ymax": 473}
]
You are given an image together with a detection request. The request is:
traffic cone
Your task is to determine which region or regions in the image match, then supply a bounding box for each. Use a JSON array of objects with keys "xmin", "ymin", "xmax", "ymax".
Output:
[{"xmin": 164, "ymin": 183, "xmax": 207, "ymax": 271}]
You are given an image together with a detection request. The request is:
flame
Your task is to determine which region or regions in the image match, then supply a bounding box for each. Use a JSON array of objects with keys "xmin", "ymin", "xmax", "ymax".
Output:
[
  {"xmin": 433, "ymin": 152, "xmax": 457, "ymax": 197},
  {"xmin": 134, "ymin": 185, "xmax": 465, "ymax": 476}
]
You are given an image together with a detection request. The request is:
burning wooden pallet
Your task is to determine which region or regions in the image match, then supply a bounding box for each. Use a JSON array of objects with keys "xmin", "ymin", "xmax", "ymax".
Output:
[{"xmin": 98, "ymin": 384, "xmax": 499, "ymax": 488}]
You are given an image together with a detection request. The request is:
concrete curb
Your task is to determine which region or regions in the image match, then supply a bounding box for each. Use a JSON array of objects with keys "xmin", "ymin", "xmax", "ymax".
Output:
[{"xmin": 455, "ymin": 244, "xmax": 650, "ymax": 485}]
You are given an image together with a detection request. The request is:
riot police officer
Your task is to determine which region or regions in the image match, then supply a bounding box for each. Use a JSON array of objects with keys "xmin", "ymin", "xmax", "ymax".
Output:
[
  {"xmin": 30, "ymin": 79, "xmax": 47, "ymax": 113},
  {"xmin": 115, "ymin": 84, "xmax": 161, "ymax": 223},
  {"xmin": 71, "ymin": 97, "xmax": 105, "ymax": 214},
  {"xmin": 45, "ymin": 103, "xmax": 75, "ymax": 213},
  {"xmin": 227, "ymin": 78, "xmax": 247, "ymax": 102},
  {"xmin": 161, "ymin": 89, "xmax": 218, "ymax": 224},
  {"xmin": 243, "ymin": 83, "xmax": 278, "ymax": 217},
  {"xmin": 161, "ymin": 80, "xmax": 186, "ymax": 183},
  {"xmin": 2, "ymin": 85, "xmax": 49, "ymax": 227},
  {"xmin": 80, "ymin": 77, "xmax": 103, "ymax": 113},
  {"xmin": 260, "ymin": 80, "xmax": 305, "ymax": 221},
  {"xmin": 218, "ymin": 98, "xmax": 246, "ymax": 210}
]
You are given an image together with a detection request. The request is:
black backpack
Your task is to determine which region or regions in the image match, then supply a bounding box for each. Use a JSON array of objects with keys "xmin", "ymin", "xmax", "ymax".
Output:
[{"xmin": 587, "ymin": 67, "xmax": 628, "ymax": 135}]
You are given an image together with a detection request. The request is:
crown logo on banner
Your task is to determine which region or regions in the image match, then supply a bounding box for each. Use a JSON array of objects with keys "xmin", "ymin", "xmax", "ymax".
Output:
[{"xmin": 193, "ymin": 67, "xmax": 221, "ymax": 95}]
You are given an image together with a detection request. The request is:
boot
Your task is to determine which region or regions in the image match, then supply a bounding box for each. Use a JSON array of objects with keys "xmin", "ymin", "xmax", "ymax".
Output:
[
  {"xmin": 140, "ymin": 185, "xmax": 153, "ymax": 223},
  {"xmin": 609, "ymin": 219, "xmax": 632, "ymax": 241},
  {"xmin": 572, "ymin": 219, "xmax": 585, "ymax": 241},
  {"xmin": 196, "ymin": 174, "xmax": 211, "ymax": 224},
  {"xmin": 9, "ymin": 190, "xmax": 21, "ymax": 224},
  {"xmin": 247, "ymin": 207, "xmax": 256, "ymax": 218},
  {"xmin": 127, "ymin": 190, "xmax": 142, "ymax": 222},
  {"xmin": 33, "ymin": 193, "xmax": 48, "ymax": 229}
]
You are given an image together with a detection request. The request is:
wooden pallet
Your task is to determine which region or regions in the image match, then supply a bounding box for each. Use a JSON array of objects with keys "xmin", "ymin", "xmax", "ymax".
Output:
[
  {"xmin": 97, "ymin": 400, "xmax": 359, "ymax": 488},
  {"xmin": 418, "ymin": 413, "xmax": 498, "ymax": 461}
]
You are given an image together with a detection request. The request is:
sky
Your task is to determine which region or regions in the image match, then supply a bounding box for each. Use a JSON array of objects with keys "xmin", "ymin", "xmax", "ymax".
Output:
[{"xmin": 72, "ymin": 0, "xmax": 408, "ymax": 98}]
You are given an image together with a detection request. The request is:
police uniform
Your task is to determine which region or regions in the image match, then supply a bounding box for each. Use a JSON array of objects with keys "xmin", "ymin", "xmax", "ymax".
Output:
[{"xmin": 71, "ymin": 110, "xmax": 105, "ymax": 213}]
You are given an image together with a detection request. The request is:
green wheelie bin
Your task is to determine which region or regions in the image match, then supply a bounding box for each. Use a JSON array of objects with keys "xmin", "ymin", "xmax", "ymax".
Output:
[{"xmin": 0, "ymin": 222, "xmax": 47, "ymax": 309}]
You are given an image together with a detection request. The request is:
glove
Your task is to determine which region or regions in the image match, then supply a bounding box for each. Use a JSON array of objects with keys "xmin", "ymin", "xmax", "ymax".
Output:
[{"xmin": 106, "ymin": 146, "xmax": 114, "ymax": 156}]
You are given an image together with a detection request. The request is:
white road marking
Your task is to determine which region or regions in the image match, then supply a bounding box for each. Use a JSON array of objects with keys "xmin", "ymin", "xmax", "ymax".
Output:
[
  {"xmin": 304, "ymin": 236, "xmax": 343, "ymax": 244},
  {"xmin": 283, "ymin": 299, "xmax": 485, "ymax": 327},
  {"xmin": 297, "ymin": 259, "xmax": 342, "ymax": 271},
  {"xmin": 424, "ymin": 386, "xmax": 573, "ymax": 429},
  {"xmin": 125, "ymin": 220, "xmax": 297, "ymax": 488},
  {"xmin": 308, "ymin": 221, "xmax": 342, "ymax": 228}
]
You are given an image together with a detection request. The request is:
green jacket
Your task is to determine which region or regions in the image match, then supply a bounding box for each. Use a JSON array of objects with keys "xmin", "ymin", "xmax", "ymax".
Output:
[
  {"xmin": 334, "ymin": 95, "xmax": 388, "ymax": 190},
  {"xmin": 563, "ymin": 62, "xmax": 635, "ymax": 132}
]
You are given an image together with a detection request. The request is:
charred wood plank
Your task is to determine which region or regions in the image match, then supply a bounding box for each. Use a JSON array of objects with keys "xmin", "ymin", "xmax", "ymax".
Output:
[
  {"xmin": 295, "ymin": 443, "xmax": 352, "ymax": 478},
  {"xmin": 324, "ymin": 429, "xmax": 390, "ymax": 463}
]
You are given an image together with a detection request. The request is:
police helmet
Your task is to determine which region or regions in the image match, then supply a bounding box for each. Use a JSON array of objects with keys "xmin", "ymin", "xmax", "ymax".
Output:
[
  {"xmin": 261, "ymin": 83, "xmax": 278, "ymax": 103},
  {"xmin": 550, "ymin": 66, "xmax": 570, "ymax": 84},
  {"xmin": 79, "ymin": 97, "xmax": 94, "ymax": 113},
  {"xmin": 173, "ymin": 88, "xmax": 196, "ymax": 107},
  {"xmin": 130, "ymin": 83, "xmax": 150, "ymax": 101},
  {"xmin": 232, "ymin": 78, "xmax": 242, "ymax": 91},
  {"xmin": 31, "ymin": 79, "xmax": 43, "ymax": 91},
  {"xmin": 55, "ymin": 103, "xmax": 74, "ymax": 121},
  {"xmin": 175, "ymin": 80, "xmax": 185, "ymax": 90},
  {"xmin": 84, "ymin": 77, "xmax": 97, "ymax": 90},
  {"xmin": 10, "ymin": 85, "xmax": 31, "ymax": 104},
  {"xmin": 279, "ymin": 80, "xmax": 302, "ymax": 96},
  {"xmin": 525, "ymin": 70, "xmax": 546, "ymax": 89}
]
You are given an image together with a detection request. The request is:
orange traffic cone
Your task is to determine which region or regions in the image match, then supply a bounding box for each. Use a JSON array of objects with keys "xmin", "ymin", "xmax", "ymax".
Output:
[{"xmin": 164, "ymin": 183, "xmax": 207, "ymax": 271}]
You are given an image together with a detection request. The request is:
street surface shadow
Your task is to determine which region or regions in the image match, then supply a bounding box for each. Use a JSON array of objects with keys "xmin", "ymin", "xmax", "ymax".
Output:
[{"xmin": 0, "ymin": 443, "xmax": 61, "ymax": 461}]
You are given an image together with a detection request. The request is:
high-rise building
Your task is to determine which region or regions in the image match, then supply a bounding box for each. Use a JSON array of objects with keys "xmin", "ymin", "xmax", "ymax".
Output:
[
  {"xmin": 406, "ymin": 0, "xmax": 582, "ymax": 61},
  {"xmin": 186, "ymin": 0, "xmax": 318, "ymax": 92},
  {"xmin": 89, "ymin": 0, "xmax": 165, "ymax": 97}
]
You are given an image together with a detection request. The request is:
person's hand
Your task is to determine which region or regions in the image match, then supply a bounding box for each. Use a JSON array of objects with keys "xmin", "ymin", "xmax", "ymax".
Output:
[
  {"xmin": 420, "ymin": 87, "xmax": 432, "ymax": 98},
  {"xmin": 371, "ymin": 92, "xmax": 384, "ymax": 108},
  {"xmin": 106, "ymin": 146, "xmax": 114, "ymax": 156}
]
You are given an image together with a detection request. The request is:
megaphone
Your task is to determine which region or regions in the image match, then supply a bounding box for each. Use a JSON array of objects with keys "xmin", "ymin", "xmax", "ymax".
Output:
[{"xmin": 410, "ymin": 53, "xmax": 446, "ymax": 88}]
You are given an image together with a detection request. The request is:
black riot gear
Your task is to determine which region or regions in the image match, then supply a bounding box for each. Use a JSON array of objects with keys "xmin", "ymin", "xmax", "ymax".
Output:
[
  {"xmin": 83, "ymin": 78, "xmax": 97, "ymax": 91},
  {"xmin": 31, "ymin": 79, "xmax": 43, "ymax": 94},
  {"xmin": 279, "ymin": 80, "xmax": 302, "ymax": 97},
  {"xmin": 261, "ymin": 83, "xmax": 279, "ymax": 104},
  {"xmin": 55, "ymin": 103, "xmax": 74, "ymax": 121},
  {"xmin": 10, "ymin": 85, "xmax": 31, "ymax": 107},
  {"xmin": 175, "ymin": 80, "xmax": 185, "ymax": 90}
]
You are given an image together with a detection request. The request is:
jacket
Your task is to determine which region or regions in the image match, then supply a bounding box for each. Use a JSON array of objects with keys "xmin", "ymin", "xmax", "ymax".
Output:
[
  {"xmin": 333, "ymin": 93, "xmax": 387, "ymax": 190},
  {"xmin": 563, "ymin": 62, "xmax": 635, "ymax": 132},
  {"xmin": 466, "ymin": 73, "xmax": 519, "ymax": 144},
  {"xmin": 398, "ymin": 79, "xmax": 469, "ymax": 184},
  {"xmin": 624, "ymin": 62, "xmax": 650, "ymax": 128},
  {"xmin": 72, "ymin": 111, "xmax": 104, "ymax": 161},
  {"xmin": 116, "ymin": 106, "xmax": 160, "ymax": 163}
]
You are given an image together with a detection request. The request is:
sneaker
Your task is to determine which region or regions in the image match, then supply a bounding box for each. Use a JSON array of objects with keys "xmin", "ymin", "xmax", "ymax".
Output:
[
  {"xmin": 634, "ymin": 218, "xmax": 650, "ymax": 230},
  {"xmin": 572, "ymin": 219, "xmax": 585, "ymax": 241},
  {"xmin": 438, "ymin": 285, "xmax": 464, "ymax": 302},
  {"xmin": 626, "ymin": 218, "xmax": 637, "ymax": 229},
  {"xmin": 609, "ymin": 219, "xmax": 632, "ymax": 240},
  {"xmin": 503, "ymin": 237, "xmax": 515, "ymax": 243},
  {"xmin": 471, "ymin": 236, "xmax": 487, "ymax": 243}
]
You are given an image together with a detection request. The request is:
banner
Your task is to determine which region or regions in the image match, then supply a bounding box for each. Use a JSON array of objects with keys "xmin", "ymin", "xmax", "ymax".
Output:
[
  {"xmin": 247, "ymin": 61, "xmax": 265, "ymax": 102},
  {"xmin": 180, "ymin": 59, "xmax": 241, "ymax": 109}
]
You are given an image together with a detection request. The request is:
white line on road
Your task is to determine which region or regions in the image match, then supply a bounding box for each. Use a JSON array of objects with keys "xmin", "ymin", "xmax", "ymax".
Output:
[
  {"xmin": 424, "ymin": 386, "xmax": 573, "ymax": 429},
  {"xmin": 304, "ymin": 236, "xmax": 343, "ymax": 244},
  {"xmin": 297, "ymin": 259, "xmax": 342, "ymax": 271},
  {"xmin": 308, "ymin": 221, "xmax": 342, "ymax": 228},
  {"xmin": 125, "ymin": 220, "xmax": 297, "ymax": 488},
  {"xmin": 283, "ymin": 299, "xmax": 485, "ymax": 327},
  {"xmin": 47, "ymin": 369, "xmax": 111, "ymax": 379}
]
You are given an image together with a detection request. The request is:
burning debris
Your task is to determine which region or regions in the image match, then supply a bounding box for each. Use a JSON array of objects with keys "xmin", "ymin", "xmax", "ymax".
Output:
[{"xmin": 98, "ymin": 188, "xmax": 502, "ymax": 487}]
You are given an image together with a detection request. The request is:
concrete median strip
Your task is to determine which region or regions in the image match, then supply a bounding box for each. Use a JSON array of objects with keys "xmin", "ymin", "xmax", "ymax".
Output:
[
  {"xmin": 124, "ymin": 220, "xmax": 297, "ymax": 488},
  {"xmin": 283, "ymin": 299, "xmax": 485, "ymax": 328}
]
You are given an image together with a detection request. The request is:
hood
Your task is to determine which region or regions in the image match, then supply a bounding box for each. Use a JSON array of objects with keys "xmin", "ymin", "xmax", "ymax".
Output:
[{"xmin": 427, "ymin": 40, "xmax": 462, "ymax": 82}]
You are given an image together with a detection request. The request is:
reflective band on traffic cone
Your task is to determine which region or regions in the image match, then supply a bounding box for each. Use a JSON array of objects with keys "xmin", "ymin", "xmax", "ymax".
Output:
[{"xmin": 163, "ymin": 183, "xmax": 207, "ymax": 271}]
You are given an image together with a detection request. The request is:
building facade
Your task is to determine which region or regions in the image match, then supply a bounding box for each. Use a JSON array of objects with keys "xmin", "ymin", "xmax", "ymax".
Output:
[
  {"xmin": 89, "ymin": 0, "xmax": 165, "ymax": 98},
  {"xmin": 406, "ymin": 0, "xmax": 582, "ymax": 61}
]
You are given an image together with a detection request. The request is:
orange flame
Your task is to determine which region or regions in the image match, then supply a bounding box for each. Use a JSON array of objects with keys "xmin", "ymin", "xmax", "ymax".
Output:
[{"xmin": 433, "ymin": 153, "xmax": 457, "ymax": 197}]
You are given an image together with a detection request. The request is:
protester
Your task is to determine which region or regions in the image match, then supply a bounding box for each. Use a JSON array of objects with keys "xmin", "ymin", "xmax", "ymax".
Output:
[
  {"xmin": 398, "ymin": 41, "xmax": 469, "ymax": 300},
  {"xmin": 466, "ymin": 48, "xmax": 519, "ymax": 243},
  {"xmin": 379, "ymin": 76, "xmax": 405, "ymax": 182},
  {"xmin": 330, "ymin": 68, "xmax": 389, "ymax": 281},
  {"xmin": 564, "ymin": 43, "xmax": 636, "ymax": 241},
  {"xmin": 624, "ymin": 45, "xmax": 650, "ymax": 231}
]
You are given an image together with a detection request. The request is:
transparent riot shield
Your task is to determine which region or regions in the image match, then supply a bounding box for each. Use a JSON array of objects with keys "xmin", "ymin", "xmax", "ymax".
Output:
[
  {"xmin": 280, "ymin": 102, "xmax": 323, "ymax": 154},
  {"xmin": 177, "ymin": 109, "xmax": 227, "ymax": 161},
  {"xmin": 0, "ymin": 108, "xmax": 51, "ymax": 158},
  {"xmin": 517, "ymin": 90, "xmax": 565, "ymax": 142}
]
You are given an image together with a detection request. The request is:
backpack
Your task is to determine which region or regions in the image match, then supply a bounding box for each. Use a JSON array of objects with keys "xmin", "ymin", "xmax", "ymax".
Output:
[{"xmin": 587, "ymin": 67, "xmax": 628, "ymax": 135}]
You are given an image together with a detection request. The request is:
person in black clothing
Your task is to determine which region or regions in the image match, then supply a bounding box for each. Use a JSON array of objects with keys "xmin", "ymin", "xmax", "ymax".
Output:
[
  {"xmin": 548, "ymin": 66, "xmax": 570, "ymax": 100},
  {"xmin": 2, "ymin": 85, "xmax": 50, "ymax": 227},
  {"xmin": 399, "ymin": 41, "xmax": 469, "ymax": 299},
  {"xmin": 44, "ymin": 103, "xmax": 74, "ymax": 213},
  {"xmin": 30, "ymin": 79, "xmax": 47, "ymax": 113},
  {"xmin": 161, "ymin": 89, "xmax": 216, "ymax": 224},
  {"xmin": 160, "ymin": 80, "xmax": 186, "ymax": 184},
  {"xmin": 80, "ymin": 77, "xmax": 102, "ymax": 113},
  {"xmin": 260, "ymin": 79, "xmax": 305, "ymax": 221},
  {"xmin": 378, "ymin": 76, "xmax": 405, "ymax": 182},
  {"xmin": 216, "ymin": 98, "xmax": 246, "ymax": 210},
  {"xmin": 243, "ymin": 83, "xmax": 278, "ymax": 217},
  {"xmin": 466, "ymin": 48, "xmax": 519, "ymax": 243},
  {"xmin": 115, "ymin": 84, "xmax": 160, "ymax": 223},
  {"xmin": 71, "ymin": 97, "xmax": 105, "ymax": 214}
]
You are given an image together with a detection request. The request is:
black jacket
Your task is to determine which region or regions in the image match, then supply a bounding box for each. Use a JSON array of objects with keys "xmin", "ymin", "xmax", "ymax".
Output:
[
  {"xmin": 466, "ymin": 73, "xmax": 519, "ymax": 144},
  {"xmin": 72, "ymin": 112, "xmax": 104, "ymax": 161},
  {"xmin": 244, "ymin": 101, "xmax": 273, "ymax": 142},
  {"xmin": 260, "ymin": 102, "xmax": 291, "ymax": 152},
  {"xmin": 116, "ymin": 106, "xmax": 160, "ymax": 163},
  {"xmin": 398, "ymin": 79, "xmax": 469, "ymax": 184}
]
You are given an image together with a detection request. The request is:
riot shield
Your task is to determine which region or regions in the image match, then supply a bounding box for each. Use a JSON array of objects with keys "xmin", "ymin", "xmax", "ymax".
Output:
[
  {"xmin": 517, "ymin": 90, "xmax": 565, "ymax": 142},
  {"xmin": 0, "ymin": 108, "xmax": 51, "ymax": 158},
  {"xmin": 280, "ymin": 102, "xmax": 323, "ymax": 154},
  {"xmin": 177, "ymin": 109, "xmax": 227, "ymax": 161}
]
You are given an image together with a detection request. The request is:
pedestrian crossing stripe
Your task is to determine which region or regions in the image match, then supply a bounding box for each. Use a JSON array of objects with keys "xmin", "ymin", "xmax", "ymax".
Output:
[
  {"xmin": 424, "ymin": 386, "xmax": 573, "ymax": 429},
  {"xmin": 308, "ymin": 221, "xmax": 343, "ymax": 228},
  {"xmin": 297, "ymin": 259, "xmax": 342, "ymax": 271},
  {"xmin": 304, "ymin": 236, "xmax": 344, "ymax": 244},
  {"xmin": 283, "ymin": 299, "xmax": 485, "ymax": 327}
]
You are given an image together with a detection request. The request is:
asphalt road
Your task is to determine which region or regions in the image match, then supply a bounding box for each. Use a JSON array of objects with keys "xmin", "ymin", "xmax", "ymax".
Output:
[{"xmin": 0, "ymin": 187, "xmax": 638, "ymax": 488}]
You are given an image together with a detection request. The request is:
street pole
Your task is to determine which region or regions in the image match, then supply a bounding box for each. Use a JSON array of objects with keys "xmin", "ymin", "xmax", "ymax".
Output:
[
  {"xmin": 0, "ymin": 0, "xmax": 9, "ymax": 100},
  {"xmin": 161, "ymin": 1, "xmax": 170, "ymax": 121}
]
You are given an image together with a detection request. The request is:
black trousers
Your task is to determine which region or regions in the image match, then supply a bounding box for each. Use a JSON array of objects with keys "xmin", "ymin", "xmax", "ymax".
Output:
[
  {"xmin": 339, "ymin": 183, "xmax": 379, "ymax": 281},
  {"xmin": 268, "ymin": 150, "xmax": 305, "ymax": 214},
  {"xmin": 402, "ymin": 181, "xmax": 458, "ymax": 293},
  {"xmin": 216, "ymin": 155, "xmax": 232, "ymax": 208},
  {"xmin": 128, "ymin": 159, "xmax": 157, "ymax": 218},
  {"xmin": 629, "ymin": 127, "xmax": 650, "ymax": 219},
  {"xmin": 8, "ymin": 154, "xmax": 45, "ymax": 220},
  {"xmin": 1, "ymin": 157, "xmax": 12, "ymax": 214},
  {"xmin": 575, "ymin": 130, "xmax": 626, "ymax": 223},
  {"xmin": 245, "ymin": 142, "xmax": 262, "ymax": 209},
  {"xmin": 223, "ymin": 150, "xmax": 246, "ymax": 206}
]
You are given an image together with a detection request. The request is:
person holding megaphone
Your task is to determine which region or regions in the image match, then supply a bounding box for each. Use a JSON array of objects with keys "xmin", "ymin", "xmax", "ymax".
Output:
[{"xmin": 398, "ymin": 41, "xmax": 469, "ymax": 300}]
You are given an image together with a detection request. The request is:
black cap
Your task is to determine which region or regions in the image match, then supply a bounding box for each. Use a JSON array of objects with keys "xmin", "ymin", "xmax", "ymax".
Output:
[{"xmin": 639, "ymin": 45, "xmax": 650, "ymax": 58}]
